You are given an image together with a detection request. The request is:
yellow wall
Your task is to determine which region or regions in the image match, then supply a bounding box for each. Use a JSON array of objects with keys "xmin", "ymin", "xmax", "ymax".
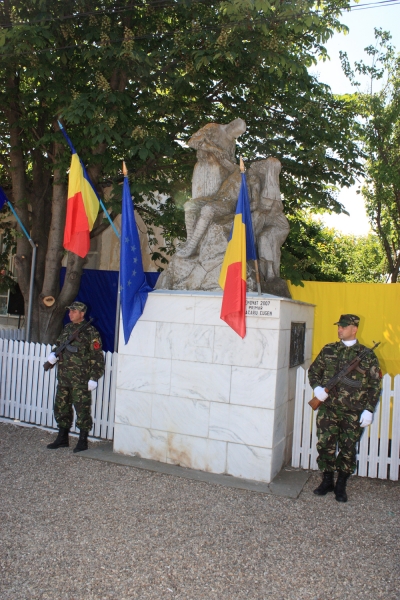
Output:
[{"xmin": 288, "ymin": 282, "xmax": 400, "ymax": 376}]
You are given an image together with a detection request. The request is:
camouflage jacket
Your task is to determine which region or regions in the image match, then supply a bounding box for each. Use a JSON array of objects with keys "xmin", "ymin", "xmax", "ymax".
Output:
[
  {"xmin": 308, "ymin": 341, "xmax": 381, "ymax": 413},
  {"xmin": 54, "ymin": 321, "xmax": 104, "ymax": 386}
]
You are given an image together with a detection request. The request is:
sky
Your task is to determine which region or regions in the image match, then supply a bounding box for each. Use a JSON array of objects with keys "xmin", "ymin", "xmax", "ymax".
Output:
[{"xmin": 309, "ymin": 0, "xmax": 400, "ymax": 235}]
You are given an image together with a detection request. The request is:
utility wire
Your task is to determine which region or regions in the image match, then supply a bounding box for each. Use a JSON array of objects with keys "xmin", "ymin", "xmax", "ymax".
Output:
[
  {"xmin": 350, "ymin": 0, "xmax": 400, "ymax": 9},
  {"xmin": 352, "ymin": 0, "xmax": 400, "ymax": 5},
  {"xmin": 351, "ymin": 1, "xmax": 400, "ymax": 9},
  {"xmin": 0, "ymin": 7, "xmax": 351, "ymax": 58},
  {"xmin": 0, "ymin": 0, "xmax": 397, "ymax": 57},
  {"xmin": 0, "ymin": 0, "xmax": 389, "ymax": 29}
]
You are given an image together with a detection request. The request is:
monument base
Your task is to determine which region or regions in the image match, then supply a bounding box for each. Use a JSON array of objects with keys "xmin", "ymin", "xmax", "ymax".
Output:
[{"xmin": 114, "ymin": 290, "xmax": 314, "ymax": 483}]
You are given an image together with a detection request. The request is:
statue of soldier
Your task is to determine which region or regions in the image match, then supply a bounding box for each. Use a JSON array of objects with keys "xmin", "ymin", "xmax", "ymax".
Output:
[
  {"xmin": 156, "ymin": 119, "xmax": 290, "ymax": 294},
  {"xmin": 46, "ymin": 301, "xmax": 104, "ymax": 453},
  {"xmin": 177, "ymin": 118, "xmax": 246, "ymax": 258},
  {"xmin": 247, "ymin": 158, "xmax": 290, "ymax": 282}
]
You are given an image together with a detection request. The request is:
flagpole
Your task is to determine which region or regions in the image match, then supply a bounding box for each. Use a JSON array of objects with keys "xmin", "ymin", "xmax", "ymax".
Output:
[
  {"xmin": 113, "ymin": 161, "xmax": 126, "ymax": 352},
  {"xmin": 239, "ymin": 157, "xmax": 262, "ymax": 297}
]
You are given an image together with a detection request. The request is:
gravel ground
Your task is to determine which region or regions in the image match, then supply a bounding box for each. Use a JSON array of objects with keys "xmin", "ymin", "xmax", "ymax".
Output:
[{"xmin": 1, "ymin": 422, "xmax": 399, "ymax": 600}]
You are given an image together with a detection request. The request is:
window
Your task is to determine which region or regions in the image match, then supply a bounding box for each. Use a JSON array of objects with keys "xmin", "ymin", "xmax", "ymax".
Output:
[{"xmin": 0, "ymin": 233, "xmax": 15, "ymax": 316}]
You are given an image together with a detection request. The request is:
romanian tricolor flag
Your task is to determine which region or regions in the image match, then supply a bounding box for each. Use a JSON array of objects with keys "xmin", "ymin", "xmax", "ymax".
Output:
[
  {"xmin": 218, "ymin": 172, "xmax": 257, "ymax": 338},
  {"xmin": 60, "ymin": 125, "xmax": 99, "ymax": 258}
]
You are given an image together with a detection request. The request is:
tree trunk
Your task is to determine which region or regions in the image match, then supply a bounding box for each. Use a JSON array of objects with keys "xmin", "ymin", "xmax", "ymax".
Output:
[
  {"xmin": 37, "ymin": 138, "xmax": 87, "ymax": 345},
  {"xmin": 5, "ymin": 74, "xmax": 32, "ymax": 322},
  {"xmin": 28, "ymin": 142, "xmax": 52, "ymax": 340},
  {"xmin": 40, "ymin": 251, "xmax": 86, "ymax": 345}
]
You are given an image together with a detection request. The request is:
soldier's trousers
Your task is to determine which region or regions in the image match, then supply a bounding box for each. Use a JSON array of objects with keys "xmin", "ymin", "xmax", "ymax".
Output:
[
  {"xmin": 54, "ymin": 384, "xmax": 93, "ymax": 432},
  {"xmin": 316, "ymin": 403, "xmax": 364, "ymax": 474}
]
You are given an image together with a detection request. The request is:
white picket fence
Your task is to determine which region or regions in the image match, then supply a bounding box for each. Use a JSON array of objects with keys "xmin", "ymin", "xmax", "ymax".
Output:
[
  {"xmin": 0, "ymin": 339, "xmax": 117, "ymax": 440},
  {"xmin": 0, "ymin": 327, "xmax": 25, "ymax": 340},
  {"xmin": 292, "ymin": 367, "xmax": 400, "ymax": 481}
]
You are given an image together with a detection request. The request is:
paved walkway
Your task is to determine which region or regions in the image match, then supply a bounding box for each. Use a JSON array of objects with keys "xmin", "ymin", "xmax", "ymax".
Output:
[{"xmin": 1, "ymin": 422, "xmax": 399, "ymax": 600}]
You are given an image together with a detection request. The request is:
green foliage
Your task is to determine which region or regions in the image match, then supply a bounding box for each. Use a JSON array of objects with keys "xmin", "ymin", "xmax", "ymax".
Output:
[
  {"xmin": 1, "ymin": 0, "xmax": 361, "ymax": 215},
  {"xmin": 338, "ymin": 233, "xmax": 388, "ymax": 283},
  {"xmin": 282, "ymin": 214, "xmax": 329, "ymax": 285},
  {"xmin": 0, "ymin": 0, "xmax": 366, "ymax": 338},
  {"xmin": 340, "ymin": 30, "xmax": 400, "ymax": 282},
  {"xmin": 281, "ymin": 214, "xmax": 387, "ymax": 284}
]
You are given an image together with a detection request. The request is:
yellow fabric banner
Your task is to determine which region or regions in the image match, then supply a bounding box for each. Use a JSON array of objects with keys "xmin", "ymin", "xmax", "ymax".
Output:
[{"xmin": 288, "ymin": 281, "xmax": 400, "ymax": 376}]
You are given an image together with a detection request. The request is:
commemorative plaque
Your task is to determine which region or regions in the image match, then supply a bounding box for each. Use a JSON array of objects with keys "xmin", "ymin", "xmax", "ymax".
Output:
[{"xmin": 245, "ymin": 297, "xmax": 279, "ymax": 318}]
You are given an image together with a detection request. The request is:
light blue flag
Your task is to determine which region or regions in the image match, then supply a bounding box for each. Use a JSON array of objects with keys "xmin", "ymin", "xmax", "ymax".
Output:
[
  {"xmin": 120, "ymin": 176, "xmax": 152, "ymax": 344},
  {"xmin": 0, "ymin": 186, "xmax": 31, "ymax": 240}
]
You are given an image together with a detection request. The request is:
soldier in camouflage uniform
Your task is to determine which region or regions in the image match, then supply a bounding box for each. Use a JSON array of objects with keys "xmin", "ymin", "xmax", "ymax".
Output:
[
  {"xmin": 46, "ymin": 302, "xmax": 104, "ymax": 453},
  {"xmin": 308, "ymin": 314, "xmax": 381, "ymax": 502}
]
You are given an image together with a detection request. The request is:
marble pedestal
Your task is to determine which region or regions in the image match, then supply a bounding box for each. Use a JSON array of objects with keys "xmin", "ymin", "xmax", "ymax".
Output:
[{"xmin": 114, "ymin": 290, "xmax": 314, "ymax": 483}]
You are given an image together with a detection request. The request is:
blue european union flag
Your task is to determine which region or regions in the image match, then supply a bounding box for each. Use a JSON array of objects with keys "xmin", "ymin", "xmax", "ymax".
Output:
[
  {"xmin": 120, "ymin": 176, "xmax": 152, "ymax": 344},
  {"xmin": 0, "ymin": 186, "xmax": 9, "ymax": 211}
]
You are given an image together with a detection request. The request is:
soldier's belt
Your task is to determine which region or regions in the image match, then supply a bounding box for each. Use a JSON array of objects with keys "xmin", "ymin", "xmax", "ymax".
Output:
[{"xmin": 339, "ymin": 376, "xmax": 362, "ymax": 389}]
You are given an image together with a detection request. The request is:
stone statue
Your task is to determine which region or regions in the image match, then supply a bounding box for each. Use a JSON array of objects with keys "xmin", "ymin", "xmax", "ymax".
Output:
[
  {"xmin": 180, "ymin": 118, "xmax": 246, "ymax": 252},
  {"xmin": 247, "ymin": 158, "xmax": 290, "ymax": 283},
  {"xmin": 176, "ymin": 168, "xmax": 242, "ymax": 259},
  {"xmin": 155, "ymin": 120, "xmax": 290, "ymax": 297},
  {"xmin": 189, "ymin": 118, "xmax": 246, "ymax": 199}
]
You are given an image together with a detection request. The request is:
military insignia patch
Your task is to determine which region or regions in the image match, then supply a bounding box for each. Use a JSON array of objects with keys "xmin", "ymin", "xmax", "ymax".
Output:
[
  {"xmin": 370, "ymin": 365, "xmax": 382, "ymax": 380},
  {"xmin": 93, "ymin": 340, "xmax": 101, "ymax": 350}
]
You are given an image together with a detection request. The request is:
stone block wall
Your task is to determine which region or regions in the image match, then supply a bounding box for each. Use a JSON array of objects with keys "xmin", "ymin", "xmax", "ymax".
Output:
[{"xmin": 114, "ymin": 290, "xmax": 314, "ymax": 483}]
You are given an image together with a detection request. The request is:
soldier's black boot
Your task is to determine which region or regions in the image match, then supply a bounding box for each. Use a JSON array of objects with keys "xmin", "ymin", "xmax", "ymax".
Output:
[
  {"xmin": 334, "ymin": 471, "xmax": 350, "ymax": 503},
  {"xmin": 47, "ymin": 427, "xmax": 70, "ymax": 449},
  {"xmin": 313, "ymin": 471, "xmax": 335, "ymax": 495},
  {"xmin": 73, "ymin": 430, "xmax": 89, "ymax": 453}
]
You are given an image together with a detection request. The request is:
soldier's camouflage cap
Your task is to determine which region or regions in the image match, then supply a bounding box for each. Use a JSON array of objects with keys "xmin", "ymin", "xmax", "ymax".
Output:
[
  {"xmin": 66, "ymin": 301, "xmax": 87, "ymax": 313},
  {"xmin": 334, "ymin": 314, "xmax": 360, "ymax": 327}
]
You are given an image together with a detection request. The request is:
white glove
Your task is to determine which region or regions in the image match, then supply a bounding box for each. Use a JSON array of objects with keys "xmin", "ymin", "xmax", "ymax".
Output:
[
  {"xmin": 360, "ymin": 409, "xmax": 373, "ymax": 428},
  {"xmin": 88, "ymin": 380, "xmax": 98, "ymax": 391},
  {"xmin": 46, "ymin": 352, "xmax": 58, "ymax": 365},
  {"xmin": 314, "ymin": 386, "xmax": 328, "ymax": 402}
]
